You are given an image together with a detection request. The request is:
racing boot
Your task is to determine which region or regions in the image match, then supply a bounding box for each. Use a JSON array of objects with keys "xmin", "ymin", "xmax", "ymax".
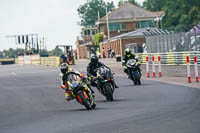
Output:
[
  {"xmin": 65, "ymin": 91, "xmax": 72, "ymax": 101},
  {"xmin": 112, "ymin": 80, "xmax": 119, "ymax": 88}
]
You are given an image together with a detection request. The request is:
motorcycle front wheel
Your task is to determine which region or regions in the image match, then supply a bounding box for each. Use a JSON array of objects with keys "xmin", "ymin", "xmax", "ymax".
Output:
[
  {"xmin": 77, "ymin": 92, "xmax": 91, "ymax": 110},
  {"xmin": 104, "ymin": 83, "xmax": 114, "ymax": 101}
]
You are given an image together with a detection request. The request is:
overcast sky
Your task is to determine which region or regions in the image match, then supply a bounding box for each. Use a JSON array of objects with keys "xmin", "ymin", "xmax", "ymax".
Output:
[{"xmin": 0, "ymin": 0, "xmax": 144, "ymax": 51}]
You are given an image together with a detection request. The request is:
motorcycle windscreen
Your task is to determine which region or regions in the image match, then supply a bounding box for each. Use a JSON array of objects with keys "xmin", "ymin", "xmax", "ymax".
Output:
[
  {"xmin": 71, "ymin": 81, "xmax": 79, "ymax": 88},
  {"xmin": 127, "ymin": 59, "xmax": 136, "ymax": 66},
  {"xmin": 98, "ymin": 67, "xmax": 112, "ymax": 79},
  {"xmin": 67, "ymin": 74, "xmax": 79, "ymax": 87}
]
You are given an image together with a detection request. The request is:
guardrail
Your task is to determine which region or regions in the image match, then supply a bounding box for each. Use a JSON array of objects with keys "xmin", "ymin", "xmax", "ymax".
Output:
[
  {"xmin": 0, "ymin": 58, "xmax": 15, "ymax": 65},
  {"xmin": 40, "ymin": 56, "xmax": 60, "ymax": 67},
  {"xmin": 136, "ymin": 51, "xmax": 200, "ymax": 65}
]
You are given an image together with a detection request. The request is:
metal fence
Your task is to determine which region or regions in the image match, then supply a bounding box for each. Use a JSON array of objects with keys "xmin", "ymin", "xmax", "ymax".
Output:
[{"xmin": 145, "ymin": 30, "xmax": 200, "ymax": 53}]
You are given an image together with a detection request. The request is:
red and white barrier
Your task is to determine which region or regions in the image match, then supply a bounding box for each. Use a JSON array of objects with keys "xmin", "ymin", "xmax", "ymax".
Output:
[
  {"xmin": 146, "ymin": 56, "xmax": 150, "ymax": 77},
  {"xmin": 158, "ymin": 56, "xmax": 162, "ymax": 77},
  {"xmin": 186, "ymin": 56, "xmax": 191, "ymax": 83},
  {"xmin": 152, "ymin": 56, "xmax": 156, "ymax": 77},
  {"xmin": 194, "ymin": 56, "xmax": 199, "ymax": 82},
  {"xmin": 146, "ymin": 55, "xmax": 162, "ymax": 77}
]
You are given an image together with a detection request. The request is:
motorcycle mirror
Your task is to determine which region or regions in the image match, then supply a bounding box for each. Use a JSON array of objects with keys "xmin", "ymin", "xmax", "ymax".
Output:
[{"xmin": 80, "ymin": 73, "xmax": 84, "ymax": 77}]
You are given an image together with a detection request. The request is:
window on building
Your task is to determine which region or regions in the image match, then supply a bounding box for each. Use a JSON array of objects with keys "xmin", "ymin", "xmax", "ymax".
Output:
[
  {"xmin": 92, "ymin": 30, "xmax": 96, "ymax": 35},
  {"xmin": 136, "ymin": 21, "xmax": 154, "ymax": 29},
  {"xmin": 141, "ymin": 21, "xmax": 154, "ymax": 28},
  {"xmin": 87, "ymin": 30, "xmax": 91, "ymax": 35},
  {"xmin": 84, "ymin": 30, "xmax": 91, "ymax": 36},
  {"xmin": 84, "ymin": 30, "xmax": 87, "ymax": 35},
  {"xmin": 100, "ymin": 26, "xmax": 104, "ymax": 33},
  {"xmin": 109, "ymin": 23, "xmax": 120, "ymax": 31},
  {"xmin": 136, "ymin": 22, "xmax": 140, "ymax": 29},
  {"xmin": 121, "ymin": 23, "xmax": 127, "ymax": 30}
]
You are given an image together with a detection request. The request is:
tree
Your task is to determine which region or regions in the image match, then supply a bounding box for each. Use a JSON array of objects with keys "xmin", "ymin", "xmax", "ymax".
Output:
[
  {"xmin": 48, "ymin": 48, "xmax": 63, "ymax": 56},
  {"xmin": 142, "ymin": 0, "xmax": 166, "ymax": 11},
  {"xmin": 0, "ymin": 48, "xmax": 25, "ymax": 58},
  {"xmin": 118, "ymin": 0, "xmax": 140, "ymax": 7},
  {"xmin": 128, "ymin": 0, "xmax": 140, "ymax": 6},
  {"xmin": 142, "ymin": 0, "xmax": 200, "ymax": 31},
  {"xmin": 77, "ymin": 0, "xmax": 115, "ymax": 26},
  {"xmin": 162, "ymin": 0, "xmax": 200, "ymax": 31},
  {"xmin": 94, "ymin": 33, "xmax": 103, "ymax": 46}
]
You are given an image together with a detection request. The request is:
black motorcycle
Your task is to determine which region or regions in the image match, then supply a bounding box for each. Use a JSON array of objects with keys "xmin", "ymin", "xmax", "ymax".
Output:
[
  {"xmin": 94, "ymin": 66, "xmax": 115, "ymax": 101},
  {"xmin": 124, "ymin": 59, "xmax": 141, "ymax": 85}
]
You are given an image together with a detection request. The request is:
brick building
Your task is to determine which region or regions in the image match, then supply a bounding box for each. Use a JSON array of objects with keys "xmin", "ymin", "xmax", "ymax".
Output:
[
  {"xmin": 100, "ymin": 28, "xmax": 152, "ymax": 57},
  {"xmin": 76, "ymin": 27, "xmax": 97, "ymax": 59},
  {"xmin": 77, "ymin": 2, "xmax": 165, "ymax": 59},
  {"xmin": 96, "ymin": 2, "xmax": 165, "ymax": 57}
]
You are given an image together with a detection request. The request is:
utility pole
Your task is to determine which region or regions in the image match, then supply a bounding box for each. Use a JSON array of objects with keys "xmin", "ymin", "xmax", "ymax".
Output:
[{"xmin": 106, "ymin": 6, "xmax": 110, "ymax": 39}]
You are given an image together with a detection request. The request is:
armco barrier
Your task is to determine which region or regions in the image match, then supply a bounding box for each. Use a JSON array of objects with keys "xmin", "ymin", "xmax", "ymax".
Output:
[
  {"xmin": 18, "ymin": 54, "xmax": 40, "ymax": 65},
  {"xmin": 40, "ymin": 56, "xmax": 60, "ymax": 67},
  {"xmin": 0, "ymin": 58, "xmax": 15, "ymax": 65},
  {"xmin": 136, "ymin": 51, "xmax": 200, "ymax": 65}
]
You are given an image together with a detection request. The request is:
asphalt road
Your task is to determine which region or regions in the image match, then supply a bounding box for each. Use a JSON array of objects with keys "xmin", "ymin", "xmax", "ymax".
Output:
[{"xmin": 0, "ymin": 64, "xmax": 200, "ymax": 133}]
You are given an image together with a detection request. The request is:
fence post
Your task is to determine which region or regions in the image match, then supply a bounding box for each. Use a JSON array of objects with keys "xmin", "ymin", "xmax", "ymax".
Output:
[
  {"xmin": 186, "ymin": 56, "xmax": 191, "ymax": 83},
  {"xmin": 152, "ymin": 56, "xmax": 156, "ymax": 77},
  {"xmin": 146, "ymin": 56, "xmax": 150, "ymax": 77},
  {"xmin": 194, "ymin": 56, "xmax": 199, "ymax": 82},
  {"xmin": 158, "ymin": 56, "xmax": 162, "ymax": 77}
]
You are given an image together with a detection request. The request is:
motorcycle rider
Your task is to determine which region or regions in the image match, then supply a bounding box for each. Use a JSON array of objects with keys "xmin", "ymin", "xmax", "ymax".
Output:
[
  {"xmin": 87, "ymin": 55, "xmax": 119, "ymax": 89},
  {"xmin": 59, "ymin": 63, "xmax": 94, "ymax": 101},
  {"xmin": 122, "ymin": 48, "xmax": 141, "ymax": 77}
]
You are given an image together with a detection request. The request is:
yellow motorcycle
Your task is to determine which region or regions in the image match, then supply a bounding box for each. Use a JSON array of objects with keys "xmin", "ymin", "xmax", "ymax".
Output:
[{"xmin": 65, "ymin": 72, "xmax": 96, "ymax": 110}]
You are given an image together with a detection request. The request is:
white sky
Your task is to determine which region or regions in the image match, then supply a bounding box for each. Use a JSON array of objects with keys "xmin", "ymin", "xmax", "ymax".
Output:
[{"xmin": 0, "ymin": 0, "xmax": 144, "ymax": 51}]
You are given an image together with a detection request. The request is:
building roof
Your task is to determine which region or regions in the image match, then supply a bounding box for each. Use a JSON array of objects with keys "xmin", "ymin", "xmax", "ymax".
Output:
[
  {"xmin": 102, "ymin": 27, "xmax": 173, "ymax": 43},
  {"xmin": 96, "ymin": 2, "xmax": 165, "ymax": 24}
]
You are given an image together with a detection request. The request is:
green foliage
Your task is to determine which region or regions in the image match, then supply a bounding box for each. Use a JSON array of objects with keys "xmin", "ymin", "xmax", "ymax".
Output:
[
  {"xmin": 40, "ymin": 50, "xmax": 49, "ymax": 57},
  {"xmin": 94, "ymin": 33, "xmax": 103, "ymax": 46},
  {"xmin": 77, "ymin": 0, "xmax": 115, "ymax": 26},
  {"xmin": 142, "ymin": 0, "xmax": 200, "ymax": 31},
  {"xmin": 118, "ymin": 0, "xmax": 140, "ymax": 7},
  {"xmin": 143, "ymin": 0, "xmax": 165, "ymax": 11},
  {"xmin": 128, "ymin": 0, "xmax": 140, "ymax": 6},
  {"xmin": 0, "ymin": 47, "xmax": 64, "ymax": 58},
  {"xmin": 48, "ymin": 48, "xmax": 63, "ymax": 56},
  {"xmin": 0, "ymin": 48, "xmax": 25, "ymax": 58}
]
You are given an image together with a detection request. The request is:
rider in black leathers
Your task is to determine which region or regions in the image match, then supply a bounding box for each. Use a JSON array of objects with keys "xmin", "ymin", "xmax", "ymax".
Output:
[
  {"xmin": 87, "ymin": 55, "xmax": 119, "ymax": 89},
  {"xmin": 123, "ymin": 48, "xmax": 141, "ymax": 76}
]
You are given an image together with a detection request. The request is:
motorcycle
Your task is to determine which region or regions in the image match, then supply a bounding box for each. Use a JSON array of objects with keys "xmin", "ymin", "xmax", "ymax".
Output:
[
  {"xmin": 94, "ymin": 66, "xmax": 115, "ymax": 101},
  {"xmin": 65, "ymin": 72, "xmax": 96, "ymax": 110},
  {"xmin": 123, "ymin": 59, "xmax": 141, "ymax": 85}
]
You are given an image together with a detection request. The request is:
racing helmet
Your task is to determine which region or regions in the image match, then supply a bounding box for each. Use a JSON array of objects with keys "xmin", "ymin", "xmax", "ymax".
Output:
[
  {"xmin": 91, "ymin": 55, "xmax": 99, "ymax": 64},
  {"xmin": 125, "ymin": 48, "xmax": 131, "ymax": 56},
  {"xmin": 60, "ymin": 63, "xmax": 69, "ymax": 74}
]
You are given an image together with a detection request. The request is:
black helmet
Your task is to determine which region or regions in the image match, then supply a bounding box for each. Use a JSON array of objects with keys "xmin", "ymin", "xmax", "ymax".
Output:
[
  {"xmin": 125, "ymin": 48, "xmax": 131, "ymax": 56},
  {"xmin": 60, "ymin": 63, "xmax": 69, "ymax": 74},
  {"xmin": 91, "ymin": 55, "xmax": 99, "ymax": 64}
]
